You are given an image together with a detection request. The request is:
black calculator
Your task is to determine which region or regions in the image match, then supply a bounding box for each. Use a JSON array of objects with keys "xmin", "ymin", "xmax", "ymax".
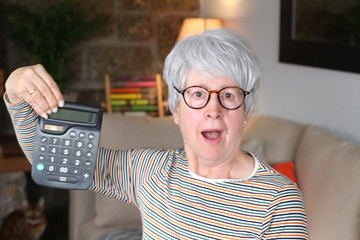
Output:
[{"xmin": 32, "ymin": 102, "xmax": 103, "ymax": 190}]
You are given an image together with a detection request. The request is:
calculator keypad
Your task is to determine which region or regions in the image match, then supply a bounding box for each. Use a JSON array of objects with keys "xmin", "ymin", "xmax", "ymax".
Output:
[{"xmin": 34, "ymin": 129, "xmax": 97, "ymax": 186}]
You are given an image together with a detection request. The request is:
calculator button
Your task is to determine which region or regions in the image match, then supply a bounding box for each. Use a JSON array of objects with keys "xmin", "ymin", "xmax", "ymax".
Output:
[
  {"xmin": 49, "ymin": 146, "xmax": 60, "ymax": 154},
  {"xmin": 38, "ymin": 155, "xmax": 46, "ymax": 161},
  {"xmin": 60, "ymin": 157, "xmax": 70, "ymax": 165},
  {"xmin": 58, "ymin": 166, "xmax": 69, "ymax": 174},
  {"xmin": 87, "ymin": 142, "xmax": 94, "ymax": 149},
  {"xmin": 69, "ymin": 131, "xmax": 77, "ymax": 138},
  {"xmin": 72, "ymin": 159, "xmax": 83, "ymax": 166},
  {"xmin": 50, "ymin": 137, "xmax": 60, "ymax": 145},
  {"xmin": 61, "ymin": 148, "xmax": 71, "ymax": 156},
  {"xmin": 85, "ymin": 151, "xmax": 93, "ymax": 158},
  {"xmin": 88, "ymin": 133, "xmax": 95, "ymax": 140},
  {"xmin": 47, "ymin": 156, "xmax": 58, "ymax": 163},
  {"xmin": 39, "ymin": 146, "xmax": 47, "ymax": 152},
  {"xmin": 74, "ymin": 140, "xmax": 85, "ymax": 148},
  {"xmin": 40, "ymin": 137, "xmax": 48, "ymax": 143},
  {"xmin": 71, "ymin": 168, "xmax": 82, "ymax": 175},
  {"xmin": 73, "ymin": 150, "xmax": 84, "ymax": 157},
  {"xmin": 36, "ymin": 163, "xmax": 45, "ymax": 171},
  {"xmin": 82, "ymin": 170, "xmax": 91, "ymax": 182},
  {"xmin": 47, "ymin": 174, "xmax": 79, "ymax": 184},
  {"xmin": 79, "ymin": 132, "xmax": 86, "ymax": 139},
  {"xmin": 84, "ymin": 160, "xmax": 92, "ymax": 167},
  {"xmin": 62, "ymin": 139, "xmax": 72, "ymax": 147},
  {"xmin": 46, "ymin": 165, "xmax": 57, "ymax": 172}
]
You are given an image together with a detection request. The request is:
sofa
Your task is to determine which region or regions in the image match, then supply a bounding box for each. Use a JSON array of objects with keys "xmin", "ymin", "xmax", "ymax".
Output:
[{"xmin": 69, "ymin": 114, "xmax": 360, "ymax": 240}]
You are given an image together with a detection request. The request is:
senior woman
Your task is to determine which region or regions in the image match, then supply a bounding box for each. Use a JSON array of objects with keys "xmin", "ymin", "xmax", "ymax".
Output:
[{"xmin": 4, "ymin": 28, "xmax": 308, "ymax": 239}]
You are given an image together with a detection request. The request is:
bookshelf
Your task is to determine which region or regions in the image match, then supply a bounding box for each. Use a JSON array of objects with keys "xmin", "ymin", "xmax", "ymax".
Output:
[
  {"xmin": 0, "ymin": 135, "xmax": 31, "ymax": 172},
  {"xmin": 104, "ymin": 74, "xmax": 166, "ymax": 117}
]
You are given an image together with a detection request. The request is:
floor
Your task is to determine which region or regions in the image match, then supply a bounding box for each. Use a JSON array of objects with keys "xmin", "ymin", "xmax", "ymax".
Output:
[{"xmin": 25, "ymin": 172, "xmax": 69, "ymax": 240}]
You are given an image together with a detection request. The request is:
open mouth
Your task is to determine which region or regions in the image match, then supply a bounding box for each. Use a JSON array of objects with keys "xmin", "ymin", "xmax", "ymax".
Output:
[{"xmin": 201, "ymin": 130, "xmax": 222, "ymax": 140}]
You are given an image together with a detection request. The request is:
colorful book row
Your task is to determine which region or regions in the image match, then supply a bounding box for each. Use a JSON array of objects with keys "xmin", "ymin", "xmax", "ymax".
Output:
[
  {"xmin": 110, "ymin": 93, "xmax": 157, "ymax": 100},
  {"xmin": 111, "ymin": 99, "xmax": 157, "ymax": 106},
  {"xmin": 110, "ymin": 87, "xmax": 157, "ymax": 94},
  {"xmin": 111, "ymin": 81, "xmax": 157, "ymax": 88},
  {"xmin": 111, "ymin": 105, "xmax": 158, "ymax": 112}
]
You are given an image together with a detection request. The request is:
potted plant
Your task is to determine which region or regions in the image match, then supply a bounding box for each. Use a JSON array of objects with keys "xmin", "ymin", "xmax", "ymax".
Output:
[{"xmin": 7, "ymin": 0, "xmax": 102, "ymax": 90}]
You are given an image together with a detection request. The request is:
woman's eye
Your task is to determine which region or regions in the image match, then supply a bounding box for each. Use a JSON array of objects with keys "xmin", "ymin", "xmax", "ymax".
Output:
[
  {"xmin": 223, "ymin": 92, "xmax": 234, "ymax": 99},
  {"xmin": 194, "ymin": 91, "xmax": 205, "ymax": 98}
]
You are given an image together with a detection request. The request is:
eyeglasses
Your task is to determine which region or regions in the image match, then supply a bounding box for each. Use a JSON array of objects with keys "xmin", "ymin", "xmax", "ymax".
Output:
[{"xmin": 174, "ymin": 86, "xmax": 250, "ymax": 110}]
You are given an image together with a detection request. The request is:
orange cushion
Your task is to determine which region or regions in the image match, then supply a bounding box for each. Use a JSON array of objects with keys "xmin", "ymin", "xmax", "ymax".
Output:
[{"xmin": 272, "ymin": 161, "xmax": 297, "ymax": 183}]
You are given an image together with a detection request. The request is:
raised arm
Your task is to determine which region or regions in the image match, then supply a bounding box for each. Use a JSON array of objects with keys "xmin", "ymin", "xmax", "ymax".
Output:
[{"xmin": 4, "ymin": 64, "xmax": 65, "ymax": 160}]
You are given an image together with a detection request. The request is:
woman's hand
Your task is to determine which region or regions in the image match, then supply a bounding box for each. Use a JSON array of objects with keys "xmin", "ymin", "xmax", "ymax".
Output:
[{"xmin": 5, "ymin": 64, "xmax": 64, "ymax": 118}]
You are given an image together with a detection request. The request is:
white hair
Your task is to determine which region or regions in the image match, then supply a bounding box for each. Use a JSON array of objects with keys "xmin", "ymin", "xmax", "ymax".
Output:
[{"xmin": 163, "ymin": 28, "xmax": 263, "ymax": 116}]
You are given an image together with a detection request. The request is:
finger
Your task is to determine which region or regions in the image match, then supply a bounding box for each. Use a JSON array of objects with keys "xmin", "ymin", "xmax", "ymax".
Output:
[
  {"xmin": 30, "ymin": 78, "xmax": 59, "ymax": 113},
  {"xmin": 19, "ymin": 72, "xmax": 53, "ymax": 114},
  {"xmin": 22, "ymin": 86, "xmax": 50, "ymax": 118},
  {"xmin": 35, "ymin": 64, "xmax": 64, "ymax": 107},
  {"xmin": 32, "ymin": 64, "xmax": 64, "ymax": 110}
]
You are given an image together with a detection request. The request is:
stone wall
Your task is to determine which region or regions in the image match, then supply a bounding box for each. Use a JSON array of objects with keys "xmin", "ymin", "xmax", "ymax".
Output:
[{"xmin": 6, "ymin": 0, "xmax": 200, "ymax": 105}]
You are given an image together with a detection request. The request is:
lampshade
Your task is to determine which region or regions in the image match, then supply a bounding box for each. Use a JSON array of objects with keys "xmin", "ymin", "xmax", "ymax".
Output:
[{"xmin": 177, "ymin": 18, "xmax": 223, "ymax": 42}]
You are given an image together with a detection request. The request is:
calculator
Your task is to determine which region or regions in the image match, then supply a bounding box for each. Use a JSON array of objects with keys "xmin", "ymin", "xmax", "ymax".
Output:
[{"xmin": 32, "ymin": 102, "xmax": 103, "ymax": 190}]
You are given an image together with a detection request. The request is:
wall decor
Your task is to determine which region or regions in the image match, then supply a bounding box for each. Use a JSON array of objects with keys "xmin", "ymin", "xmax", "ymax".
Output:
[{"xmin": 280, "ymin": 0, "xmax": 360, "ymax": 74}]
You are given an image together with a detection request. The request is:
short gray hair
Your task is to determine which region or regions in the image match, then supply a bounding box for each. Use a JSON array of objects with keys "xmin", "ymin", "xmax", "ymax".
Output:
[{"xmin": 163, "ymin": 28, "xmax": 263, "ymax": 116}]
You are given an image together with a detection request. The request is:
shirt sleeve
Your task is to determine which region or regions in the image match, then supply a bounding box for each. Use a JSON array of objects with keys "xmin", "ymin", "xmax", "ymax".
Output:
[
  {"xmin": 88, "ymin": 148, "xmax": 171, "ymax": 207},
  {"xmin": 261, "ymin": 184, "xmax": 309, "ymax": 239},
  {"xmin": 3, "ymin": 93, "xmax": 38, "ymax": 162}
]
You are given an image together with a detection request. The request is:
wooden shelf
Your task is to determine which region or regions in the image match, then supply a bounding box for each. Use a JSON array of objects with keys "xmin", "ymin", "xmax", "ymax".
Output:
[
  {"xmin": 0, "ymin": 154, "xmax": 31, "ymax": 172},
  {"xmin": 0, "ymin": 135, "xmax": 31, "ymax": 172}
]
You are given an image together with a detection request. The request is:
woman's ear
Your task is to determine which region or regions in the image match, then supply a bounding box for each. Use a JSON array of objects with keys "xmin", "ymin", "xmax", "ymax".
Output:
[{"xmin": 172, "ymin": 108, "xmax": 180, "ymax": 125}]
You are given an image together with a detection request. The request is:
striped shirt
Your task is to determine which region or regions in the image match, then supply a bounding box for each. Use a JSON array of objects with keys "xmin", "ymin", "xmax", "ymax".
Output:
[{"xmin": 5, "ymin": 96, "xmax": 309, "ymax": 239}]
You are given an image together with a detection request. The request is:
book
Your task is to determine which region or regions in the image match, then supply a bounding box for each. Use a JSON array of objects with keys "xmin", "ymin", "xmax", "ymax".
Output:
[
  {"xmin": 110, "ymin": 88, "xmax": 141, "ymax": 94},
  {"xmin": 132, "ymin": 105, "xmax": 158, "ymax": 111},
  {"xmin": 111, "ymin": 81, "xmax": 157, "ymax": 88},
  {"xmin": 125, "ymin": 81, "xmax": 157, "ymax": 88},
  {"xmin": 110, "ymin": 93, "xmax": 142, "ymax": 99},
  {"xmin": 111, "ymin": 105, "xmax": 158, "ymax": 112},
  {"xmin": 110, "ymin": 92, "xmax": 157, "ymax": 100},
  {"xmin": 111, "ymin": 99, "xmax": 155, "ymax": 106},
  {"xmin": 110, "ymin": 87, "xmax": 157, "ymax": 94}
]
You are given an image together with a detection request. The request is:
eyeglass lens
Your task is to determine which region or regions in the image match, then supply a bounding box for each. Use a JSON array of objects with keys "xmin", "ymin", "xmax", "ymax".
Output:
[{"xmin": 183, "ymin": 86, "xmax": 246, "ymax": 110}]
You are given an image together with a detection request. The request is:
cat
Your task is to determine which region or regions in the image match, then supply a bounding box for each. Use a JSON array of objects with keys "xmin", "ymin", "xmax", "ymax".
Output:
[{"xmin": 0, "ymin": 198, "xmax": 47, "ymax": 240}]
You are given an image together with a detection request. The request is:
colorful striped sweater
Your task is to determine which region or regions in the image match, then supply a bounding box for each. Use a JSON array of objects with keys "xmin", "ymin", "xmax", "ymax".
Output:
[{"xmin": 5, "ymin": 97, "xmax": 309, "ymax": 239}]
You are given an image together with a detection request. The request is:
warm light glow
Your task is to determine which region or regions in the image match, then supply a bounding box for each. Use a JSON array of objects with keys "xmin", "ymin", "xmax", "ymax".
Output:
[{"xmin": 177, "ymin": 18, "xmax": 223, "ymax": 42}]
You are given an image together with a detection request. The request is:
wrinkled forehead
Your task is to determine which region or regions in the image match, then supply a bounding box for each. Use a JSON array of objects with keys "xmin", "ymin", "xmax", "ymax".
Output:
[{"xmin": 184, "ymin": 68, "xmax": 239, "ymax": 88}]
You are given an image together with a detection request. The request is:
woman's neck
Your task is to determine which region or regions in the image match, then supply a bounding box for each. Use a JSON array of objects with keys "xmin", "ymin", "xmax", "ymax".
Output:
[{"xmin": 187, "ymin": 150, "xmax": 255, "ymax": 180}]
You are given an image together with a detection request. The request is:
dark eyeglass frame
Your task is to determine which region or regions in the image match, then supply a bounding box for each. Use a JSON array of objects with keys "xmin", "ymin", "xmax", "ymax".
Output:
[{"xmin": 174, "ymin": 85, "xmax": 250, "ymax": 110}]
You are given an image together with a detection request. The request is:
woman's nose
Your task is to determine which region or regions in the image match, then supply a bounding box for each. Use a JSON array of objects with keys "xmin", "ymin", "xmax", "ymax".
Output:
[{"xmin": 205, "ymin": 94, "xmax": 223, "ymax": 119}]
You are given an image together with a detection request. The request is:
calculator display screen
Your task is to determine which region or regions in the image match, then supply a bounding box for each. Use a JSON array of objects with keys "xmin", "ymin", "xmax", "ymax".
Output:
[{"xmin": 49, "ymin": 108, "xmax": 97, "ymax": 124}]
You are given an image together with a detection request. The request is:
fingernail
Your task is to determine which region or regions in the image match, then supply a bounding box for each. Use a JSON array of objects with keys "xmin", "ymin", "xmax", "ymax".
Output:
[
  {"xmin": 47, "ymin": 110, "xmax": 52, "ymax": 115},
  {"xmin": 41, "ymin": 113, "xmax": 48, "ymax": 119},
  {"xmin": 59, "ymin": 100, "xmax": 64, "ymax": 107},
  {"xmin": 52, "ymin": 107, "xmax": 58, "ymax": 113}
]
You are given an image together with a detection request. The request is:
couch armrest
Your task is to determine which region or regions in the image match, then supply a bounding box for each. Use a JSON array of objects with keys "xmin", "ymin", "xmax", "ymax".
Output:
[
  {"xmin": 243, "ymin": 115, "xmax": 305, "ymax": 165},
  {"xmin": 69, "ymin": 190, "xmax": 96, "ymax": 240}
]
